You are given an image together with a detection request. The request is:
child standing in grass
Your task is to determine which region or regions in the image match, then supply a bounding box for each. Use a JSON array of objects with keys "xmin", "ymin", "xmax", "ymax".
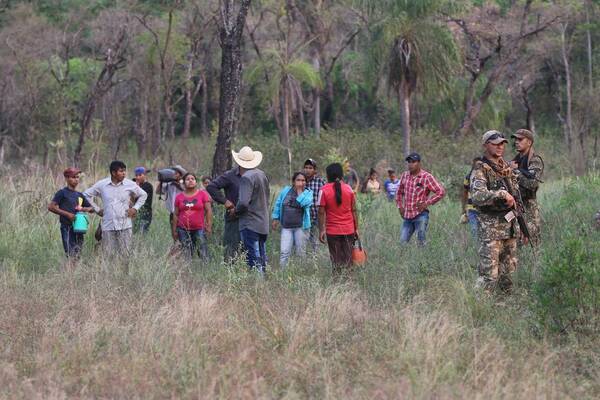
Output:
[{"xmin": 48, "ymin": 167, "xmax": 94, "ymax": 258}]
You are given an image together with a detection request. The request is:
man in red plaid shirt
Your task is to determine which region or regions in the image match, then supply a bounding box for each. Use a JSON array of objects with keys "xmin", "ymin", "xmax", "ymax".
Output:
[{"xmin": 396, "ymin": 152, "xmax": 445, "ymax": 245}]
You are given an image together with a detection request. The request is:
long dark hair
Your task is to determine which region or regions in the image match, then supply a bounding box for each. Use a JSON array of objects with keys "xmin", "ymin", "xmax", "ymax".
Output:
[{"xmin": 326, "ymin": 163, "xmax": 344, "ymax": 205}]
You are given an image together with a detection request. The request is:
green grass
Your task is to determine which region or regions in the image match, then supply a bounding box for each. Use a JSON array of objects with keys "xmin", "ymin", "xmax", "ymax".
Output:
[{"xmin": 0, "ymin": 168, "xmax": 598, "ymax": 398}]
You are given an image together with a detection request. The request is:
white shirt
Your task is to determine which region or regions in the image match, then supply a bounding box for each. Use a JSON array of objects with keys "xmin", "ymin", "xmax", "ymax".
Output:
[{"xmin": 84, "ymin": 178, "xmax": 148, "ymax": 231}]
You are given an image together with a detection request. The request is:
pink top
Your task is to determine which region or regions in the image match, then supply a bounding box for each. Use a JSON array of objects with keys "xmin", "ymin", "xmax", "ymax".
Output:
[{"xmin": 174, "ymin": 190, "xmax": 211, "ymax": 230}]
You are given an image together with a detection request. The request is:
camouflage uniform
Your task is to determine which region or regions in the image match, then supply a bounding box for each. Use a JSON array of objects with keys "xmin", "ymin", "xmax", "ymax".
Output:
[
  {"xmin": 513, "ymin": 153, "xmax": 544, "ymax": 246},
  {"xmin": 470, "ymin": 158, "xmax": 520, "ymax": 291}
]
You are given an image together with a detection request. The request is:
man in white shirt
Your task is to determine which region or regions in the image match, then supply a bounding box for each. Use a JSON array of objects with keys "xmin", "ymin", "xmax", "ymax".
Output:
[{"xmin": 84, "ymin": 160, "xmax": 147, "ymax": 258}]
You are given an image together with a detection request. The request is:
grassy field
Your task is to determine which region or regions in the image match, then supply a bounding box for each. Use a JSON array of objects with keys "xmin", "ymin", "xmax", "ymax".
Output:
[{"xmin": 0, "ymin": 163, "xmax": 599, "ymax": 398}]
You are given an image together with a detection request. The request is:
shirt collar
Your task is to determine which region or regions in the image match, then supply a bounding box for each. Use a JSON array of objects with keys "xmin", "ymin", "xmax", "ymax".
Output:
[
  {"xmin": 407, "ymin": 170, "xmax": 425, "ymax": 178},
  {"xmin": 108, "ymin": 178, "xmax": 124, "ymax": 186}
]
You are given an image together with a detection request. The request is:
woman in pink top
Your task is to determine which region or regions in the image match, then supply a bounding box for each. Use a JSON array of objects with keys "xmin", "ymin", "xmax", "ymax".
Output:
[
  {"xmin": 172, "ymin": 173, "xmax": 213, "ymax": 260},
  {"xmin": 318, "ymin": 163, "xmax": 359, "ymax": 273}
]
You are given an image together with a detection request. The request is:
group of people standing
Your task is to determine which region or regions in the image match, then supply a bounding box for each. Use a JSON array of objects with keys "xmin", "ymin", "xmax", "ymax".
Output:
[
  {"xmin": 47, "ymin": 128, "xmax": 544, "ymax": 290},
  {"xmin": 47, "ymin": 147, "xmax": 360, "ymax": 274}
]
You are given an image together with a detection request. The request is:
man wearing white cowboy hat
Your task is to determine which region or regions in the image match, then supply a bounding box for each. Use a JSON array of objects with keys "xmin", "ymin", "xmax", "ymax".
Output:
[{"xmin": 231, "ymin": 146, "xmax": 270, "ymax": 272}]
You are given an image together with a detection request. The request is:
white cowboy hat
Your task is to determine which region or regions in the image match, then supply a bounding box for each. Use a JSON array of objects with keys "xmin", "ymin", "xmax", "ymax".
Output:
[{"xmin": 232, "ymin": 146, "xmax": 263, "ymax": 169}]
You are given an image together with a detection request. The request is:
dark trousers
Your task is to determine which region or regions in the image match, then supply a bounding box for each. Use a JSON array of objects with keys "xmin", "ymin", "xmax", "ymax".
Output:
[
  {"xmin": 223, "ymin": 218, "xmax": 241, "ymax": 262},
  {"xmin": 60, "ymin": 225, "xmax": 84, "ymax": 258},
  {"xmin": 134, "ymin": 217, "xmax": 152, "ymax": 234},
  {"xmin": 240, "ymin": 228, "xmax": 267, "ymax": 273},
  {"xmin": 326, "ymin": 234, "xmax": 354, "ymax": 273},
  {"xmin": 176, "ymin": 227, "xmax": 208, "ymax": 260}
]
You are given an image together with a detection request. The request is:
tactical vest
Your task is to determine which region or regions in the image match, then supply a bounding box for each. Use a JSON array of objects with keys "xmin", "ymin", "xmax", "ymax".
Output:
[
  {"xmin": 477, "ymin": 160, "xmax": 511, "ymax": 215},
  {"xmin": 514, "ymin": 153, "xmax": 543, "ymax": 201},
  {"xmin": 521, "ymin": 186, "xmax": 536, "ymax": 201}
]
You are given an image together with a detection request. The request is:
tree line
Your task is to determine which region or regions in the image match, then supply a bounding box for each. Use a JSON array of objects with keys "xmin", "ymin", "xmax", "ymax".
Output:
[{"xmin": 0, "ymin": 0, "xmax": 598, "ymax": 175}]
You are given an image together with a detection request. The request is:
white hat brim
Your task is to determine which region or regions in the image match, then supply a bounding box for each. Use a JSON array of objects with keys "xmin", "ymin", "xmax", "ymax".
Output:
[{"xmin": 232, "ymin": 150, "xmax": 263, "ymax": 169}]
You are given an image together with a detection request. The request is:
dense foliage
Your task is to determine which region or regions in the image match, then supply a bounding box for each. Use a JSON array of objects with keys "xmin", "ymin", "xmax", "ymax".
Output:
[{"xmin": 0, "ymin": 0, "xmax": 599, "ymax": 175}]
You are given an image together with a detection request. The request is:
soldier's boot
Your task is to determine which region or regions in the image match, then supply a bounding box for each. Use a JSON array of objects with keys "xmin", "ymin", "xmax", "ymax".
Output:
[
  {"xmin": 475, "ymin": 276, "xmax": 496, "ymax": 295},
  {"xmin": 498, "ymin": 274, "xmax": 513, "ymax": 294}
]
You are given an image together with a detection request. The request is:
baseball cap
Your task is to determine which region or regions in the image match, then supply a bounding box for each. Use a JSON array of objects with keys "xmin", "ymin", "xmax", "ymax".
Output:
[
  {"xmin": 511, "ymin": 129, "xmax": 534, "ymax": 142},
  {"xmin": 304, "ymin": 158, "xmax": 317, "ymax": 168},
  {"xmin": 482, "ymin": 130, "xmax": 508, "ymax": 145},
  {"xmin": 134, "ymin": 166, "xmax": 147, "ymax": 175},
  {"xmin": 405, "ymin": 152, "xmax": 421, "ymax": 162},
  {"xmin": 63, "ymin": 167, "xmax": 82, "ymax": 178}
]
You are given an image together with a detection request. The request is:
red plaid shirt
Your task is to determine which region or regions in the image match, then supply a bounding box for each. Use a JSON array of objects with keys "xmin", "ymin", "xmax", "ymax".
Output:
[{"xmin": 396, "ymin": 170, "xmax": 445, "ymax": 219}]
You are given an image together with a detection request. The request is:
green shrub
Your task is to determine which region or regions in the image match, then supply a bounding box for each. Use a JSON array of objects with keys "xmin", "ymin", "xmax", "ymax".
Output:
[{"xmin": 533, "ymin": 237, "xmax": 600, "ymax": 335}]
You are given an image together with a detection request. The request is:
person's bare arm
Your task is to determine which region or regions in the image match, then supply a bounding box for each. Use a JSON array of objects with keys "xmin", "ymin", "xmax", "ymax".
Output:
[
  {"xmin": 48, "ymin": 201, "xmax": 75, "ymax": 222},
  {"xmin": 171, "ymin": 208, "xmax": 179, "ymax": 241},
  {"xmin": 396, "ymin": 179, "xmax": 405, "ymax": 217},
  {"xmin": 204, "ymin": 201, "xmax": 213, "ymax": 235},
  {"xmin": 83, "ymin": 183, "xmax": 103, "ymax": 216},
  {"xmin": 460, "ymin": 187, "xmax": 468, "ymax": 213},
  {"xmin": 351, "ymin": 196, "xmax": 359, "ymax": 236},
  {"xmin": 318, "ymin": 207, "xmax": 327, "ymax": 243}
]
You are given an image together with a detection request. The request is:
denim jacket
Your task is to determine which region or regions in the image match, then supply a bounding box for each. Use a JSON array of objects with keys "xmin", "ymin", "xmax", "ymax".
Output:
[{"xmin": 271, "ymin": 186, "xmax": 313, "ymax": 230}]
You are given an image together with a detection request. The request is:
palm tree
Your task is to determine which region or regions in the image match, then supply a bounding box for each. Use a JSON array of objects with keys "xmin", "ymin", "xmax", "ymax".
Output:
[
  {"xmin": 362, "ymin": 0, "xmax": 461, "ymax": 156},
  {"xmin": 247, "ymin": 47, "xmax": 321, "ymax": 174}
]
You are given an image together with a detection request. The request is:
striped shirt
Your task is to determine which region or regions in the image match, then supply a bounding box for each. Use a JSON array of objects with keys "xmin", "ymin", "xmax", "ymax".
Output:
[{"xmin": 396, "ymin": 170, "xmax": 445, "ymax": 219}]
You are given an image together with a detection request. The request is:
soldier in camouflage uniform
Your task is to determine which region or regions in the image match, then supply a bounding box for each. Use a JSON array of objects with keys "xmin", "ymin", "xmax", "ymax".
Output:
[
  {"xmin": 510, "ymin": 129, "xmax": 544, "ymax": 246},
  {"xmin": 470, "ymin": 130, "xmax": 522, "ymax": 292}
]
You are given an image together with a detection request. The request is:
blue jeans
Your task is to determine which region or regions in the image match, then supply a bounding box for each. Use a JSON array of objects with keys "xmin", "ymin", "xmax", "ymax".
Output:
[
  {"xmin": 400, "ymin": 211, "xmax": 429, "ymax": 246},
  {"xmin": 279, "ymin": 227, "xmax": 308, "ymax": 268},
  {"xmin": 467, "ymin": 210, "xmax": 479, "ymax": 240},
  {"xmin": 177, "ymin": 227, "xmax": 208, "ymax": 260},
  {"xmin": 240, "ymin": 229, "xmax": 268, "ymax": 273},
  {"xmin": 60, "ymin": 224, "xmax": 84, "ymax": 257}
]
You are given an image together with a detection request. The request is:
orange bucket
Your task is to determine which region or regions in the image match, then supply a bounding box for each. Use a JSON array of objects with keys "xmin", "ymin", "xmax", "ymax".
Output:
[{"xmin": 352, "ymin": 236, "xmax": 367, "ymax": 266}]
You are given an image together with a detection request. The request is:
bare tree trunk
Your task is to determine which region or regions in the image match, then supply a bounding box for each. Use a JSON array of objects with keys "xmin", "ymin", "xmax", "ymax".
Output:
[
  {"xmin": 282, "ymin": 80, "xmax": 292, "ymax": 179},
  {"xmin": 212, "ymin": 0, "xmax": 252, "ymax": 176},
  {"xmin": 586, "ymin": 0, "xmax": 594, "ymax": 96},
  {"xmin": 182, "ymin": 54, "xmax": 204, "ymax": 139},
  {"xmin": 585, "ymin": 0, "xmax": 595, "ymax": 157},
  {"xmin": 560, "ymin": 24, "xmax": 586, "ymax": 176},
  {"xmin": 520, "ymin": 86, "xmax": 536, "ymax": 134},
  {"xmin": 182, "ymin": 58, "xmax": 194, "ymax": 139},
  {"xmin": 136, "ymin": 87, "xmax": 149, "ymax": 159},
  {"xmin": 282, "ymin": 81, "xmax": 290, "ymax": 148},
  {"xmin": 200, "ymin": 73, "xmax": 209, "ymax": 136},
  {"xmin": 74, "ymin": 27, "xmax": 128, "ymax": 165},
  {"xmin": 455, "ymin": 67, "xmax": 505, "ymax": 136},
  {"xmin": 454, "ymin": 74, "xmax": 477, "ymax": 136},
  {"xmin": 398, "ymin": 83, "xmax": 411, "ymax": 157},
  {"xmin": 298, "ymin": 99, "xmax": 307, "ymax": 138},
  {"xmin": 0, "ymin": 136, "xmax": 5, "ymax": 166},
  {"xmin": 312, "ymin": 54, "xmax": 321, "ymax": 136}
]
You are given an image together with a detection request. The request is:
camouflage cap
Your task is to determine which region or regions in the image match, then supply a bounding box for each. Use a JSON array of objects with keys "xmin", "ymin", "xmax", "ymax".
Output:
[
  {"xmin": 482, "ymin": 130, "xmax": 508, "ymax": 145},
  {"xmin": 511, "ymin": 129, "xmax": 534, "ymax": 142}
]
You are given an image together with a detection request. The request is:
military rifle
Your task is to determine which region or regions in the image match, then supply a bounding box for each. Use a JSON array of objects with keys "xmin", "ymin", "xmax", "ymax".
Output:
[
  {"xmin": 481, "ymin": 157, "xmax": 533, "ymax": 247},
  {"xmin": 502, "ymin": 176, "xmax": 532, "ymax": 247}
]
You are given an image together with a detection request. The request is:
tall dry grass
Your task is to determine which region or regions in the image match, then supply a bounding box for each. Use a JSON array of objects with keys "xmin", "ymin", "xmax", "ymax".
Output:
[{"xmin": 0, "ymin": 156, "xmax": 598, "ymax": 398}]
